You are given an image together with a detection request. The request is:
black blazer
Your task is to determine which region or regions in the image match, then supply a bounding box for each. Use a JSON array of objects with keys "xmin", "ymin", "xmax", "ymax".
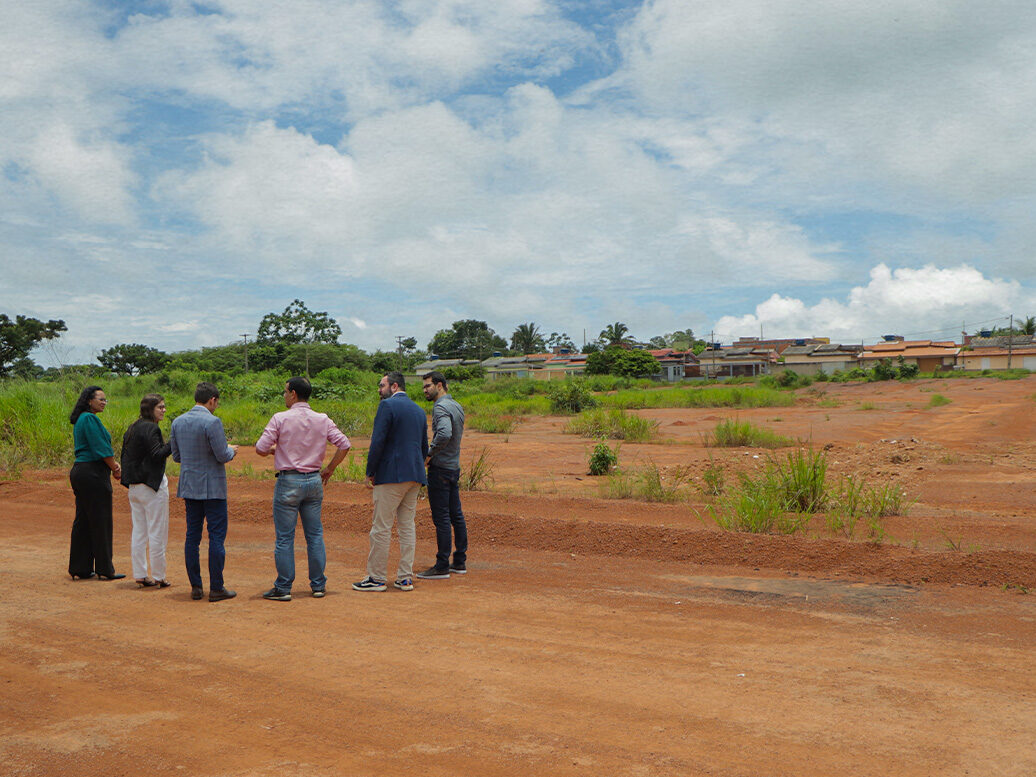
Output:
[{"xmin": 120, "ymin": 420, "xmax": 172, "ymax": 492}]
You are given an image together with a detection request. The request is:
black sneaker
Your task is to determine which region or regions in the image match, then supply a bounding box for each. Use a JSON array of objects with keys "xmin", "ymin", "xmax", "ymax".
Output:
[
  {"xmin": 262, "ymin": 588, "xmax": 291, "ymax": 601},
  {"xmin": 449, "ymin": 563, "xmax": 467, "ymax": 574},
  {"xmin": 311, "ymin": 589, "xmax": 326, "ymax": 598},
  {"xmin": 352, "ymin": 577, "xmax": 386, "ymax": 592},
  {"xmin": 416, "ymin": 565, "xmax": 450, "ymax": 580}
]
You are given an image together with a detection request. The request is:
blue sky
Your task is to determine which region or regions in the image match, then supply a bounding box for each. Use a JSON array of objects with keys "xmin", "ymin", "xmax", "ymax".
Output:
[{"xmin": 2, "ymin": 0, "xmax": 1034, "ymax": 365}]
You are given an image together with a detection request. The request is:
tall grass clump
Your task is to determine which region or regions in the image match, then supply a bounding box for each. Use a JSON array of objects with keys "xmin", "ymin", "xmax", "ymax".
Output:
[
  {"xmin": 711, "ymin": 471, "xmax": 808, "ymax": 534},
  {"xmin": 926, "ymin": 393, "xmax": 951, "ymax": 408},
  {"xmin": 600, "ymin": 463, "xmax": 690, "ymax": 502},
  {"xmin": 706, "ymin": 419, "xmax": 793, "ymax": 448},
  {"xmin": 709, "ymin": 448, "xmax": 828, "ymax": 533},
  {"xmin": 461, "ymin": 447, "xmax": 494, "ymax": 491},
  {"xmin": 566, "ymin": 408, "xmax": 658, "ymax": 442}
]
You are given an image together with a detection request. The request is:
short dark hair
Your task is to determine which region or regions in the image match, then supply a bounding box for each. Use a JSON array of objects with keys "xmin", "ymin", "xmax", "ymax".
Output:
[
  {"xmin": 69, "ymin": 385, "xmax": 103, "ymax": 425},
  {"xmin": 423, "ymin": 371, "xmax": 448, "ymax": 389},
  {"xmin": 139, "ymin": 393, "xmax": 165, "ymax": 422},
  {"xmin": 194, "ymin": 381, "xmax": 220, "ymax": 404},
  {"xmin": 286, "ymin": 376, "xmax": 312, "ymax": 400},
  {"xmin": 384, "ymin": 371, "xmax": 405, "ymax": 391}
]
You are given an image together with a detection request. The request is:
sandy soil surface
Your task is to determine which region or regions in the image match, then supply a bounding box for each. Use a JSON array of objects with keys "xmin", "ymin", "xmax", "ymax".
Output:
[{"xmin": 2, "ymin": 377, "xmax": 1034, "ymax": 776}]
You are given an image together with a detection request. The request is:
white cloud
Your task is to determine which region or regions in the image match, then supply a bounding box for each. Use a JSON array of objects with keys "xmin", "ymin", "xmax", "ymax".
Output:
[
  {"xmin": 614, "ymin": 0, "xmax": 1036, "ymax": 206},
  {"xmin": 713, "ymin": 263, "xmax": 1031, "ymax": 342}
]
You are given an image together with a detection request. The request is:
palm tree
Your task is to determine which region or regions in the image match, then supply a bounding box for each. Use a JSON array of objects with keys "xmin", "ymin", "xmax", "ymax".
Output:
[
  {"xmin": 1022, "ymin": 316, "xmax": 1035, "ymax": 336},
  {"xmin": 510, "ymin": 322, "xmax": 545, "ymax": 354},
  {"xmin": 600, "ymin": 321, "xmax": 629, "ymax": 346}
]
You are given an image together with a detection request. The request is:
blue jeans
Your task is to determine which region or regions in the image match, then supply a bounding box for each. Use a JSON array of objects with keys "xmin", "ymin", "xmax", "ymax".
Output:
[
  {"xmin": 272, "ymin": 472, "xmax": 326, "ymax": 593},
  {"xmin": 183, "ymin": 498, "xmax": 227, "ymax": 590},
  {"xmin": 426, "ymin": 465, "xmax": 467, "ymax": 570}
]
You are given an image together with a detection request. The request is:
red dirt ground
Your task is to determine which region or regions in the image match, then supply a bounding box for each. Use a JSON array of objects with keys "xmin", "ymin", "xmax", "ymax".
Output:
[{"xmin": 2, "ymin": 377, "xmax": 1034, "ymax": 776}]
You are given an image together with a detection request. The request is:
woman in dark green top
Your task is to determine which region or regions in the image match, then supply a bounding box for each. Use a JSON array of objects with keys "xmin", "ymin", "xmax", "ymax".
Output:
[{"xmin": 68, "ymin": 386, "xmax": 125, "ymax": 580}]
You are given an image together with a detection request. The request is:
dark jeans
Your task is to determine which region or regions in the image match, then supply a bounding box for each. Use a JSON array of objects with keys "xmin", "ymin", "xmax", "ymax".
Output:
[
  {"xmin": 69, "ymin": 460, "xmax": 116, "ymax": 577},
  {"xmin": 426, "ymin": 464, "xmax": 467, "ymax": 570},
  {"xmin": 183, "ymin": 498, "xmax": 228, "ymax": 590}
]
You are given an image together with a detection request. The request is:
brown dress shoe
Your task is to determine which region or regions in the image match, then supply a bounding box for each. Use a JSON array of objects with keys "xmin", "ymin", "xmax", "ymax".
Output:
[{"xmin": 208, "ymin": 588, "xmax": 237, "ymax": 602}]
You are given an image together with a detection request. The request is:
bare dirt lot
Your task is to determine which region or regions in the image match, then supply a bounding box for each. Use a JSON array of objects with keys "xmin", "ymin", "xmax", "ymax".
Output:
[{"xmin": 2, "ymin": 377, "xmax": 1035, "ymax": 776}]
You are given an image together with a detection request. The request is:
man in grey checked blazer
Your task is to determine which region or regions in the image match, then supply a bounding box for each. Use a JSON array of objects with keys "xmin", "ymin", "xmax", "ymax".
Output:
[{"xmin": 170, "ymin": 382, "xmax": 238, "ymax": 602}]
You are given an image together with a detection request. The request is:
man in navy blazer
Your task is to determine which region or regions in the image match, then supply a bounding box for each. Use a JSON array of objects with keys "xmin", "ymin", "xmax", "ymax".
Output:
[
  {"xmin": 170, "ymin": 382, "xmax": 238, "ymax": 602},
  {"xmin": 353, "ymin": 371, "xmax": 428, "ymax": 592}
]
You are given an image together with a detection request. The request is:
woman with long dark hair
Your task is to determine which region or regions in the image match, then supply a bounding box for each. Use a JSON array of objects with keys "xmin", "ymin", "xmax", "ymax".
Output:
[
  {"xmin": 120, "ymin": 394, "xmax": 172, "ymax": 588},
  {"xmin": 68, "ymin": 386, "xmax": 125, "ymax": 580}
]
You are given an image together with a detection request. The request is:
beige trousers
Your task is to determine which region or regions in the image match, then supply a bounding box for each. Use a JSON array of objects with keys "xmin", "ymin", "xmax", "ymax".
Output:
[{"xmin": 366, "ymin": 481, "xmax": 420, "ymax": 582}]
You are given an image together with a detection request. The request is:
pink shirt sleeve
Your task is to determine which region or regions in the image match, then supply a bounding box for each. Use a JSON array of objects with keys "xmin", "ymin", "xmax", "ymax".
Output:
[
  {"xmin": 326, "ymin": 418, "xmax": 351, "ymax": 451},
  {"xmin": 255, "ymin": 414, "xmax": 281, "ymax": 454}
]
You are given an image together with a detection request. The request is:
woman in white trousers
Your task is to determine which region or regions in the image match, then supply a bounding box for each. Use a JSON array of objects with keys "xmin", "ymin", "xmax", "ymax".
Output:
[{"xmin": 120, "ymin": 394, "xmax": 172, "ymax": 588}]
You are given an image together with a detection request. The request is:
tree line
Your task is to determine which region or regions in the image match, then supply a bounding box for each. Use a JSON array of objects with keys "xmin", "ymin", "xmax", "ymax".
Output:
[{"xmin": 9, "ymin": 301, "xmax": 1030, "ymax": 381}]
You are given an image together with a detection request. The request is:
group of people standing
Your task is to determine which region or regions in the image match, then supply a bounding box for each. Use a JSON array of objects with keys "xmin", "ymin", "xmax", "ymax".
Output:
[{"xmin": 67, "ymin": 371, "xmax": 469, "ymax": 601}]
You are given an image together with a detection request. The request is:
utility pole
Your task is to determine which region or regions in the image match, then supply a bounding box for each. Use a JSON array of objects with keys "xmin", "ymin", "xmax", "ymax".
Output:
[
  {"xmin": 1008, "ymin": 314, "xmax": 1014, "ymax": 369},
  {"xmin": 240, "ymin": 334, "xmax": 250, "ymax": 373},
  {"xmin": 396, "ymin": 335, "xmax": 406, "ymax": 370}
]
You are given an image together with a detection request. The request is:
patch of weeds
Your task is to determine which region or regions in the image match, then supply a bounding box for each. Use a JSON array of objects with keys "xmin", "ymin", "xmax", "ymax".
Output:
[
  {"xmin": 938, "ymin": 452, "xmax": 961, "ymax": 465},
  {"xmin": 866, "ymin": 516, "xmax": 888, "ymax": 544},
  {"xmin": 229, "ymin": 462, "xmax": 275, "ymax": 480},
  {"xmin": 858, "ymin": 401, "xmax": 877, "ymax": 411},
  {"xmin": 588, "ymin": 442, "xmax": 618, "ymax": 476},
  {"xmin": 926, "ymin": 393, "xmax": 952, "ymax": 408},
  {"xmin": 461, "ymin": 446, "xmax": 494, "ymax": 491},
  {"xmin": 468, "ymin": 412, "xmax": 520, "ymax": 434},
  {"xmin": 636, "ymin": 463, "xmax": 691, "ymax": 502},
  {"xmin": 706, "ymin": 419, "xmax": 793, "ymax": 448},
  {"xmin": 939, "ymin": 529, "xmax": 964, "ymax": 552},
  {"xmin": 1002, "ymin": 583, "xmax": 1031, "ymax": 594},
  {"xmin": 817, "ymin": 397, "xmax": 841, "ymax": 408},
  {"xmin": 825, "ymin": 475, "xmax": 908, "ymax": 540},
  {"xmin": 331, "ymin": 451, "xmax": 367, "ymax": 483},
  {"xmin": 600, "ymin": 463, "xmax": 691, "ymax": 502},
  {"xmin": 566, "ymin": 408, "xmax": 658, "ymax": 442},
  {"xmin": 710, "ymin": 471, "xmax": 808, "ymax": 534},
  {"xmin": 700, "ymin": 457, "xmax": 725, "ymax": 496}
]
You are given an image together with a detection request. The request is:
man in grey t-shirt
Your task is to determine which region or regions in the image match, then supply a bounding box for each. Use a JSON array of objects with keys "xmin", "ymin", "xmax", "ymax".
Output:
[{"xmin": 416, "ymin": 371, "xmax": 469, "ymax": 579}]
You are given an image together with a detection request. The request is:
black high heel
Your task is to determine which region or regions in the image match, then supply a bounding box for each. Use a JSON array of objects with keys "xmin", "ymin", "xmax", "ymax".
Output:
[
  {"xmin": 97, "ymin": 573, "xmax": 126, "ymax": 581},
  {"xmin": 71, "ymin": 572, "xmax": 97, "ymax": 581}
]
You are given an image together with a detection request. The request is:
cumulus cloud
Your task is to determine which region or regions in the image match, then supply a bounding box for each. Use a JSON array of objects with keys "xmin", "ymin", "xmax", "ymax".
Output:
[
  {"xmin": 3, "ymin": 1, "xmax": 1035, "ymax": 365},
  {"xmin": 713, "ymin": 264, "xmax": 1031, "ymax": 343}
]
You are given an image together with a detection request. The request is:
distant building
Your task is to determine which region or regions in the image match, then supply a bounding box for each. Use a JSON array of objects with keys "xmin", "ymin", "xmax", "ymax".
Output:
[
  {"xmin": 697, "ymin": 345, "xmax": 778, "ymax": 378},
  {"xmin": 781, "ymin": 343, "xmax": 864, "ymax": 375},
  {"xmin": 858, "ymin": 340, "xmax": 960, "ymax": 372}
]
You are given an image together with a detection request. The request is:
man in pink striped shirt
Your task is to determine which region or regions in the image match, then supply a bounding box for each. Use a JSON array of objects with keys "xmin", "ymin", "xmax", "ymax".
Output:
[{"xmin": 255, "ymin": 376, "xmax": 352, "ymax": 601}]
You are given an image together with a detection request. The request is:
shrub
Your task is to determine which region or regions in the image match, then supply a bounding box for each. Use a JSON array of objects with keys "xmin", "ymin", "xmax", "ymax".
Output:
[
  {"xmin": 588, "ymin": 442, "xmax": 618, "ymax": 475},
  {"xmin": 926, "ymin": 393, "xmax": 951, "ymax": 408},
  {"xmin": 548, "ymin": 381, "xmax": 599, "ymax": 414}
]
